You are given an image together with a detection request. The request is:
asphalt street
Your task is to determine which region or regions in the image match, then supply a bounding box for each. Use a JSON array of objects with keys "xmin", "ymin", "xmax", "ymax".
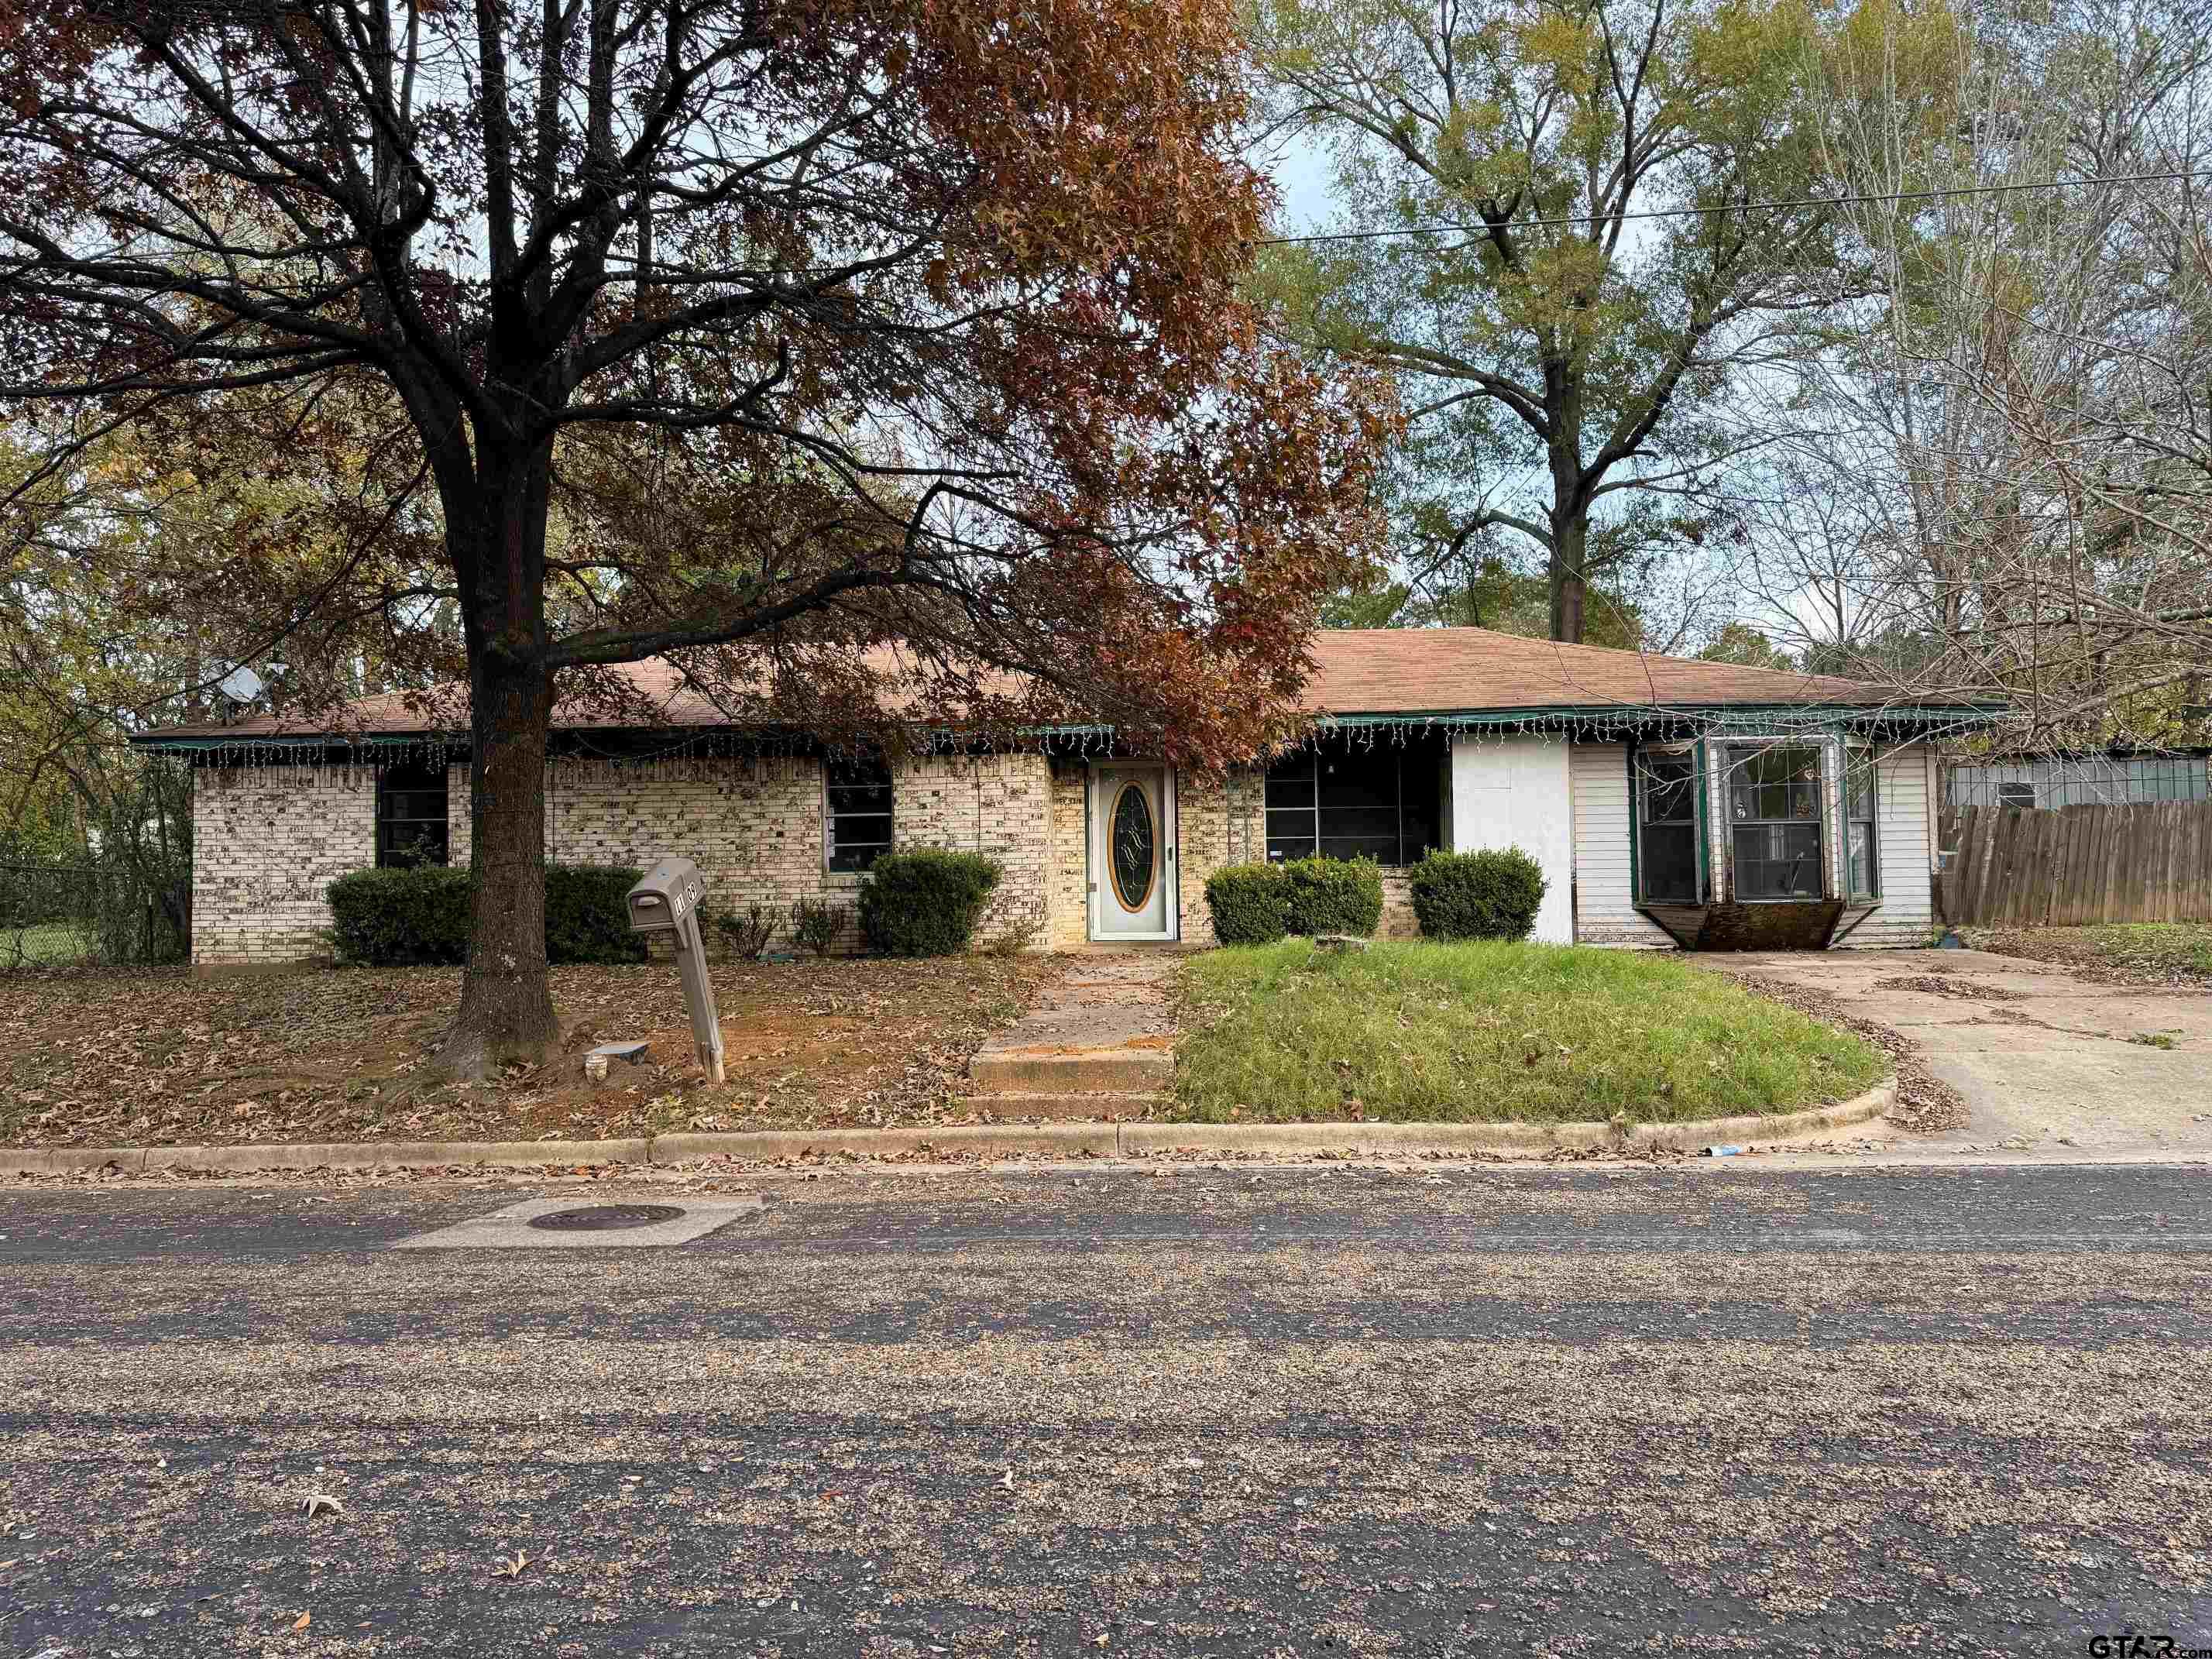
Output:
[{"xmin": 2, "ymin": 1159, "xmax": 2208, "ymax": 1657}]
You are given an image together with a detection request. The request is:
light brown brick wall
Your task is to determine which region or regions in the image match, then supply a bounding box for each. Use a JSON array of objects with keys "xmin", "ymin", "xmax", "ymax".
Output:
[
  {"xmin": 194, "ymin": 750, "xmax": 1059, "ymax": 963},
  {"xmin": 882, "ymin": 752, "xmax": 1053, "ymax": 949},
  {"xmin": 1046, "ymin": 758, "xmax": 1091, "ymax": 946},
  {"xmin": 1177, "ymin": 765, "xmax": 1418, "ymax": 943},
  {"xmin": 189, "ymin": 763, "xmax": 376, "ymax": 965}
]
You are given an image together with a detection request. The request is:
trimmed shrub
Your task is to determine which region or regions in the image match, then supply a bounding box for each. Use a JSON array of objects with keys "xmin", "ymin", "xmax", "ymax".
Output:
[
  {"xmin": 857, "ymin": 848, "xmax": 1002, "ymax": 957},
  {"xmin": 328, "ymin": 867, "xmax": 472, "ymax": 965},
  {"xmin": 544, "ymin": 865, "xmax": 650, "ymax": 964},
  {"xmin": 1279, "ymin": 854, "xmax": 1385, "ymax": 938},
  {"xmin": 1408, "ymin": 847, "xmax": 1548, "ymax": 942},
  {"xmin": 327, "ymin": 863, "xmax": 646, "ymax": 966},
  {"xmin": 1203, "ymin": 862, "xmax": 1289, "ymax": 946}
]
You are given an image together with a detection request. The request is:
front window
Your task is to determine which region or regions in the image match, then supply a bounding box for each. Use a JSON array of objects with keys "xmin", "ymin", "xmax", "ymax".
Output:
[
  {"xmin": 1728, "ymin": 744, "xmax": 1823, "ymax": 900},
  {"xmin": 1637, "ymin": 748, "xmax": 1699, "ymax": 904},
  {"xmin": 376, "ymin": 761, "xmax": 449, "ymax": 867},
  {"xmin": 1263, "ymin": 733, "xmax": 1444, "ymax": 864},
  {"xmin": 826, "ymin": 757, "xmax": 894, "ymax": 872}
]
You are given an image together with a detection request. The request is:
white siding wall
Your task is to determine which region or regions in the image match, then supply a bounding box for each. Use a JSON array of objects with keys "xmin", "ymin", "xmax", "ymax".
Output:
[
  {"xmin": 1568, "ymin": 742, "xmax": 1675, "ymax": 948},
  {"xmin": 1835, "ymin": 743, "xmax": 1936, "ymax": 949},
  {"xmin": 1449, "ymin": 734, "xmax": 1575, "ymax": 943}
]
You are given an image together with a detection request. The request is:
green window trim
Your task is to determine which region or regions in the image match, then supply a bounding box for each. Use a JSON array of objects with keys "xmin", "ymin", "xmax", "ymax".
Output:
[
  {"xmin": 1723, "ymin": 740, "xmax": 1826, "ymax": 902},
  {"xmin": 1631, "ymin": 741, "xmax": 1701, "ymax": 906}
]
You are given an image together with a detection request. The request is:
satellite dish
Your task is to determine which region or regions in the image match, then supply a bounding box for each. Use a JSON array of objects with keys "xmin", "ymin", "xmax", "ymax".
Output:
[{"xmin": 218, "ymin": 666, "xmax": 265, "ymax": 705}]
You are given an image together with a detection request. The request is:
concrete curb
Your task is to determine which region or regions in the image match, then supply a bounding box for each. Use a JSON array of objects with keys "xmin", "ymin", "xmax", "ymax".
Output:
[{"xmin": 0, "ymin": 1081, "xmax": 1894, "ymax": 1176}]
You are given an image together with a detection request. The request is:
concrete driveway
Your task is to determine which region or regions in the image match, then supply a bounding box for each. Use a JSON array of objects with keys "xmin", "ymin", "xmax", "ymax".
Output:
[{"xmin": 1727, "ymin": 947, "xmax": 2212, "ymax": 1153}]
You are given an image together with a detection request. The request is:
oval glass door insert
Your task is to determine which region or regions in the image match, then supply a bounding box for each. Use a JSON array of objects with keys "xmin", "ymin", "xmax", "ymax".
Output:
[{"xmin": 1110, "ymin": 781, "xmax": 1156, "ymax": 913}]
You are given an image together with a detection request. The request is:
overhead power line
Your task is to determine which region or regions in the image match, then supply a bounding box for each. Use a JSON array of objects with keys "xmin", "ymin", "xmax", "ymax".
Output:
[{"xmin": 1258, "ymin": 167, "xmax": 2212, "ymax": 247}]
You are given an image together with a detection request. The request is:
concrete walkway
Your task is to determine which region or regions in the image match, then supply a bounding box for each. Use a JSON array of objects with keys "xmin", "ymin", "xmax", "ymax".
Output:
[
  {"xmin": 1726, "ymin": 947, "xmax": 2212, "ymax": 1154},
  {"xmin": 963, "ymin": 951, "xmax": 1183, "ymax": 1117}
]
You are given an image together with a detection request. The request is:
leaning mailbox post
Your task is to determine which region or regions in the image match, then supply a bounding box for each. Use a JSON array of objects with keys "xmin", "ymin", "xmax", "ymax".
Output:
[{"xmin": 625, "ymin": 856, "xmax": 726, "ymax": 1084}]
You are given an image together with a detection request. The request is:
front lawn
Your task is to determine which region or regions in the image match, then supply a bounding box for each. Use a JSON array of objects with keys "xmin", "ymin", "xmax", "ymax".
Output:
[
  {"xmin": 1969, "ymin": 922, "xmax": 2212, "ymax": 988},
  {"xmin": 0, "ymin": 955, "xmax": 1060, "ymax": 1149},
  {"xmin": 1173, "ymin": 940, "xmax": 1888, "ymax": 1124}
]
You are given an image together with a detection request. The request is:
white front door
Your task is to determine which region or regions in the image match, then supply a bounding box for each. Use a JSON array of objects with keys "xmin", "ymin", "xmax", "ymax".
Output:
[{"xmin": 1090, "ymin": 764, "xmax": 1176, "ymax": 940}]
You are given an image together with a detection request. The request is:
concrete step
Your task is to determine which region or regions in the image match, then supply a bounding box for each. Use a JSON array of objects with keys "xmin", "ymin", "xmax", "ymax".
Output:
[
  {"xmin": 968, "ymin": 1043, "xmax": 1173, "ymax": 1094},
  {"xmin": 954, "ymin": 1092, "xmax": 1166, "ymax": 1121}
]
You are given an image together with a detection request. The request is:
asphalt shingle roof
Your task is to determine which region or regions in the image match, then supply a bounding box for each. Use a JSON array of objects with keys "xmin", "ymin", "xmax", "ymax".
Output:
[{"xmin": 135, "ymin": 627, "xmax": 1962, "ymax": 744}]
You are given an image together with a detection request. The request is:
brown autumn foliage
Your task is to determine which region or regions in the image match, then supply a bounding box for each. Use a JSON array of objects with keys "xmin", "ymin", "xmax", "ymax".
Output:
[{"xmin": 0, "ymin": 0, "xmax": 1396, "ymax": 1072}]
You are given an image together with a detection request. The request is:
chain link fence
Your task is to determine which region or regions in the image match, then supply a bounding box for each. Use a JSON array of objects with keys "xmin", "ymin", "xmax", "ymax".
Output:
[{"xmin": 0, "ymin": 760, "xmax": 193, "ymax": 970}]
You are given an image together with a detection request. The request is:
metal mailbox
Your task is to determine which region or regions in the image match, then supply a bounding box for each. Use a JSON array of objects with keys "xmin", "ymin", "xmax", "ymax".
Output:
[
  {"xmin": 624, "ymin": 855, "xmax": 725, "ymax": 1084},
  {"xmin": 627, "ymin": 854, "xmax": 704, "ymax": 935}
]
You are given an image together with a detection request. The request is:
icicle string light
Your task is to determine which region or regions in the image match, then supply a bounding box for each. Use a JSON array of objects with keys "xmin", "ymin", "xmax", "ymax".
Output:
[{"xmin": 139, "ymin": 702, "xmax": 2001, "ymax": 772}]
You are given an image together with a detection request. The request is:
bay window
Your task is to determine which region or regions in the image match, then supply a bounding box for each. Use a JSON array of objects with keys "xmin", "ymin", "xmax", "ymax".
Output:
[{"xmin": 1727, "ymin": 744, "xmax": 1823, "ymax": 900}]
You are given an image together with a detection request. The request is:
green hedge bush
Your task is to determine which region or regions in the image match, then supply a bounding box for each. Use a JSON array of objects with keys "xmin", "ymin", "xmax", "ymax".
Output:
[
  {"xmin": 1203, "ymin": 862, "xmax": 1289, "ymax": 946},
  {"xmin": 327, "ymin": 864, "xmax": 647, "ymax": 966},
  {"xmin": 857, "ymin": 848, "xmax": 1002, "ymax": 956},
  {"xmin": 544, "ymin": 865, "xmax": 651, "ymax": 964},
  {"xmin": 327, "ymin": 867, "xmax": 472, "ymax": 964},
  {"xmin": 1279, "ymin": 854, "xmax": 1384, "ymax": 937},
  {"xmin": 1409, "ymin": 847, "xmax": 1547, "ymax": 942}
]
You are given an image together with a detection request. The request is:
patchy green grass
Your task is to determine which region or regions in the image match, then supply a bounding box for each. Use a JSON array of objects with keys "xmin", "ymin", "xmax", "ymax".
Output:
[
  {"xmin": 1972, "ymin": 922, "xmax": 2212, "ymax": 987},
  {"xmin": 0, "ymin": 923, "xmax": 94, "ymax": 966},
  {"xmin": 1173, "ymin": 939, "xmax": 1888, "ymax": 1125}
]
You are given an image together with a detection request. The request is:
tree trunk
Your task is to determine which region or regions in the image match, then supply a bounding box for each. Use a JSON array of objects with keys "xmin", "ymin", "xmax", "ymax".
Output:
[
  {"xmin": 433, "ymin": 439, "xmax": 562, "ymax": 1081},
  {"xmin": 437, "ymin": 648, "xmax": 561, "ymax": 1078},
  {"xmin": 1549, "ymin": 513, "xmax": 1588, "ymax": 644},
  {"xmin": 1546, "ymin": 373, "xmax": 1589, "ymax": 644}
]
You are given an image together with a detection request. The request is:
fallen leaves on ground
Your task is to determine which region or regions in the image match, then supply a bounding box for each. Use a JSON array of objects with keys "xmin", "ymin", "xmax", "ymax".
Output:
[
  {"xmin": 0, "ymin": 955, "xmax": 1062, "ymax": 1149},
  {"xmin": 1870, "ymin": 974, "xmax": 2028, "ymax": 1001}
]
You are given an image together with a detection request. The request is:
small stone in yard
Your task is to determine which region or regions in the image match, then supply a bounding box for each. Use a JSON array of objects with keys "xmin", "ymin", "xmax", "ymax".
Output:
[{"xmin": 1314, "ymin": 935, "xmax": 1369, "ymax": 954}]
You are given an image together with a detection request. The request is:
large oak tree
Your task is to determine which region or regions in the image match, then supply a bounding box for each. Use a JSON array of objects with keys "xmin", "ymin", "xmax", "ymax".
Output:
[{"xmin": 0, "ymin": 0, "xmax": 1389, "ymax": 1073}]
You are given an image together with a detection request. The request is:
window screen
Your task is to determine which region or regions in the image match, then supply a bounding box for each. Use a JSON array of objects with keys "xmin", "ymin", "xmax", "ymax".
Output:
[
  {"xmin": 1263, "ymin": 734, "xmax": 1444, "ymax": 866},
  {"xmin": 1728, "ymin": 744, "xmax": 1823, "ymax": 900},
  {"xmin": 826, "ymin": 757, "xmax": 894, "ymax": 873},
  {"xmin": 1637, "ymin": 750, "xmax": 1698, "ymax": 905},
  {"xmin": 376, "ymin": 761, "xmax": 449, "ymax": 867}
]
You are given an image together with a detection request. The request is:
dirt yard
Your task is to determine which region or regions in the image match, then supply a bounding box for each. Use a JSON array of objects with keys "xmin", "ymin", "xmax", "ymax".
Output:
[{"xmin": 0, "ymin": 954, "xmax": 1063, "ymax": 1149}]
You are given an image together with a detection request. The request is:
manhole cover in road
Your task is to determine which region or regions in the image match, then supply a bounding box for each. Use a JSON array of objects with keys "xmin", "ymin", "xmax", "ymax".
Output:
[
  {"xmin": 391, "ymin": 1194, "xmax": 763, "ymax": 1250},
  {"xmin": 527, "ymin": 1204, "xmax": 689, "ymax": 1233}
]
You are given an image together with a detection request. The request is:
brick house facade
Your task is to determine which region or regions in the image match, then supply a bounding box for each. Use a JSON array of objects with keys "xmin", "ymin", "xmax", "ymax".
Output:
[
  {"xmin": 156, "ymin": 627, "xmax": 2001, "ymax": 965},
  {"xmin": 186, "ymin": 749, "xmax": 1421, "ymax": 966}
]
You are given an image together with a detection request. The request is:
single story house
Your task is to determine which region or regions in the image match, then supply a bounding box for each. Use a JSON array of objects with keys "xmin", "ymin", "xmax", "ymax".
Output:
[{"xmin": 132, "ymin": 627, "xmax": 2001, "ymax": 965}]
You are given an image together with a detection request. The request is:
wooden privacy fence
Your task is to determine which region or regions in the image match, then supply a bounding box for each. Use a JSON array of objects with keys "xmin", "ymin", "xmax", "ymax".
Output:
[{"xmin": 1937, "ymin": 801, "xmax": 2212, "ymax": 928}]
